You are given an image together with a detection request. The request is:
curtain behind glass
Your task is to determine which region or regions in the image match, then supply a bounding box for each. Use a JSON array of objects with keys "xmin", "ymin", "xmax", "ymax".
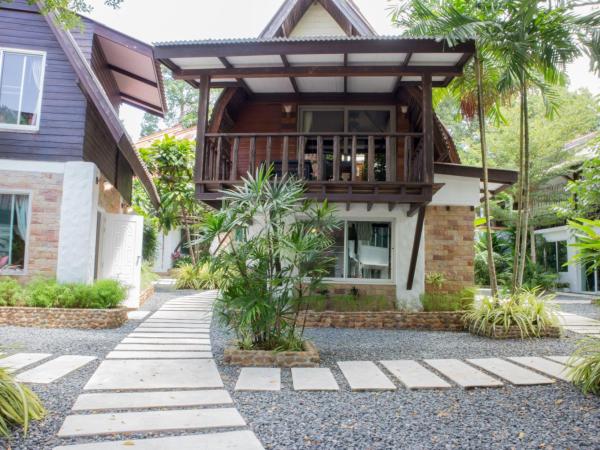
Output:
[{"xmin": 14, "ymin": 195, "xmax": 28, "ymax": 241}]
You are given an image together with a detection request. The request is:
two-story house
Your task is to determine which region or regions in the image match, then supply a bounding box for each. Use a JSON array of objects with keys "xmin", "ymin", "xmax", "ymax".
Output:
[
  {"xmin": 0, "ymin": 1, "xmax": 166, "ymax": 307},
  {"xmin": 154, "ymin": 0, "xmax": 517, "ymax": 307}
]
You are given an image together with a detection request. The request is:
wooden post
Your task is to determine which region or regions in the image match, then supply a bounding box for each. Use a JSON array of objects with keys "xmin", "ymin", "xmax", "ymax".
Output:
[
  {"xmin": 333, "ymin": 135, "xmax": 340, "ymax": 181},
  {"xmin": 385, "ymin": 136, "xmax": 392, "ymax": 182},
  {"xmin": 282, "ymin": 135, "xmax": 289, "ymax": 176},
  {"xmin": 194, "ymin": 75, "xmax": 210, "ymax": 182},
  {"xmin": 368, "ymin": 135, "xmax": 375, "ymax": 182},
  {"xmin": 215, "ymin": 136, "xmax": 222, "ymax": 180},
  {"xmin": 406, "ymin": 206, "xmax": 425, "ymax": 290},
  {"xmin": 266, "ymin": 136, "xmax": 272, "ymax": 169},
  {"xmin": 351, "ymin": 135, "xmax": 357, "ymax": 181},
  {"xmin": 249, "ymin": 136, "xmax": 256, "ymax": 175},
  {"xmin": 230, "ymin": 137, "xmax": 239, "ymax": 181},
  {"xmin": 317, "ymin": 136, "xmax": 324, "ymax": 181},
  {"xmin": 403, "ymin": 136, "xmax": 410, "ymax": 181},
  {"xmin": 298, "ymin": 136, "xmax": 305, "ymax": 179},
  {"xmin": 422, "ymin": 73, "xmax": 434, "ymax": 183}
]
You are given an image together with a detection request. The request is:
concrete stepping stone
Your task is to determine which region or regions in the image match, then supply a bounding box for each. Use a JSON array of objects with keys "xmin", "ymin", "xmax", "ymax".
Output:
[
  {"xmin": 235, "ymin": 368, "xmax": 281, "ymax": 391},
  {"xmin": 115, "ymin": 344, "xmax": 211, "ymax": 351},
  {"xmin": 144, "ymin": 320, "xmax": 211, "ymax": 325},
  {"xmin": 106, "ymin": 351, "xmax": 213, "ymax": 359},
  {"xmin": 16, "ymin": 356, "xmax": 95, "ymax": 383},
  {"xmin": 52, "ymin": 430, "xmax": 264, "ymax": 450},
  {"xmin": 545, "ymin": 355, "xmax": 583, "ymax": 366},
  {"xmin": 57, "ymin": 407, "xmax": 245, "ymax": 437},
  {"xmin": 423, "ymin": 359, "xmax": 503, "ymax": 388},
  {"xmin": 72, "ymin": 389, "xmax": 232, "ymax": 411},
  {"xmin": 337, "ymin": 361, "xmax": 396, "ymax": 391},
  {"xmin": 380, "ymin": 360, "xmax": 451, "ymax": 389},
  {"xmin": 151, "ymin": 312, "xmax": 211, "ymax": 320},
  {"xmin": 127, "ymin": 310, "xmax": 150, "ymax": 320},
  {"xmin": 0, "ymin": 353, "xmax": 52, "ymax": 371},
  {"xmin": 134, "ymin": 327, "xmax": 209, "ymax": 333},
  {"xmin": 84, "ymin": 359, "xmax": 223, "ymax": 390},
  {"xmin": 121, "ymin": 337, "xmax": 209, "ymax": 344},
  {"xmin": 467, "ymin": 358, "xmax": 555, "ymax": 386},
  {"xmin": 128, "ymin": 332, "xmax": 209, "ymax": 338},
  {"xmin": 291, "ymin": 368, "xmax": 339, "ymax": 391},
  {"xmin": 508, "ymin": 357, "xmax": 571, "ymax": 381}
]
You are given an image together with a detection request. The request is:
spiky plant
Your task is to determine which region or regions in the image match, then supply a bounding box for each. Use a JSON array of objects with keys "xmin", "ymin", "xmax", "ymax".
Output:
[
  {"xmin": 0, "ymin": 367, "xmax": 45, "ymax": 439},
  {"xmin": 569, "ymin": 337, "xmax": 600, "ymax": 395}
]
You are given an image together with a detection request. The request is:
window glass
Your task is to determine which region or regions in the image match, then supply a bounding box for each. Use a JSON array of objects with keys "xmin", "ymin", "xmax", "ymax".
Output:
[
  {"xmin": 0, "ymin": 51, "xmax": 44, "ymax": 128},
  {"xmin": 327, "ymin": 224, "xmax": 345, "ymax": 278},
  {"xmin": 347, "ymin": 110, "xmax": 391, "ymax": 133},
  {"xmin": 544, "ymin": 241, "xmax": 557, "ymax": 273},
  {"xmin": 0, "ymin": 194, "xmax": 29, "ymax": 271},
  {"xmin": 346, "ymin": 221, "xmax": 391, "ymax": 279},
  {"xmin": 557, "ymin": 240, "xmax": 568, "ymax": 272}
]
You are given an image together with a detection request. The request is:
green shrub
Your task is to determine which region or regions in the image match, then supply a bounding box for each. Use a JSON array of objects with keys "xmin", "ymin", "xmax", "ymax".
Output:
[
  {"xmin": 569, "ymin": 337, "xmax": 600, "ymax": 395},
  {"xmin": 17, "ymin": 279, "xmax": 126, "ymax": 309},
  {"xmin": 26, "ymin": 280, "xmax": 76, "ymax": 308},
  {"xmin": 421, "ymin": 288, "xmax": 475, "ymax": 312},
  {"xmin": 299, "ymin": 294, "xmax": 395, "ymax": 312},
  {"xmin": 85, "ymin": 280, "xmax": 127, "ymax": 309},
  {"xmin": 0, "ymin": 279, "xmax": 26, "ymax": 306},
  {"xmin": 142, "ymin": 221, "xmax": 158, "ymax": 263},
  {"xmin": 463, "ymin": 288, "xmax": 559, "ymax": 338},
  {"xmin": 0, "ymin": 366, "xmax": 46, "ymax": 438},
  {"xmin": 175, "ymin": 263, "xmax": 221, "ymax": 290}
]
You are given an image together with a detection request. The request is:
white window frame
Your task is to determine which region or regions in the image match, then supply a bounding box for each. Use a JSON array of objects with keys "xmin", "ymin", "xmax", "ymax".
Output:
[
  {"xmin": 324, "ymin": 218, "xmax": 394, "ymax": 284},
  {"xmin": 0, "ymin": 47, "xmax": 46, "ymax": 133},
  {"xmin": 0, "ymin": 190, "xmax": 33, "ymax": 275}
]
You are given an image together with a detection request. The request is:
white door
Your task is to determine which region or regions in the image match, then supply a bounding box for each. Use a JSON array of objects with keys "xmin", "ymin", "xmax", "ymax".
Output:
[{"xmin": 98, "ymin": 213, "xmax": 144, "ymax": 309}]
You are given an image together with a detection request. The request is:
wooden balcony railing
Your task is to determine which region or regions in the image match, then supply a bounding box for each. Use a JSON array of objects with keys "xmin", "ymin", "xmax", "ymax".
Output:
[{"xmin": 197, "ymin": 132, "xmax": 435, "ymax": 205}]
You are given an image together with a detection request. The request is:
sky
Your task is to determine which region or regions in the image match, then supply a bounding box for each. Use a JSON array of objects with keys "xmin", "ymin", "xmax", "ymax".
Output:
[{"xmin": 84, "ymin": 0, "xmax": 600, "ymax": 140}]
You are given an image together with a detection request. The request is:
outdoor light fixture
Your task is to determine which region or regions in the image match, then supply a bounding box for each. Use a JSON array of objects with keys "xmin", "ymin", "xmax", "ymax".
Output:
[
  {"xmin": 282, "ymin": 104, "xmax": 293, "ymax": 116},
  {"xmin": 400, "ymin": 105, "xmax": 408, "ymax": 115},
  {"xmin": 103, "ymin": 180, "xmax": 112, "ymax": 191}
]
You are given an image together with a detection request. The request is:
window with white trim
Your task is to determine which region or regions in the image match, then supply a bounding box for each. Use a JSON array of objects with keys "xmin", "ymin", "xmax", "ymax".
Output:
[
  {"xmin": 0, "ymin": 49, "xmax": 46, "ymax": 131},
  {"xmin": 0, "ymin": 193, "xmax": 30, "ymax": 272},
  {"xmin": 328, "ymin": 220, "xmax": 392, "ymax": 280}
]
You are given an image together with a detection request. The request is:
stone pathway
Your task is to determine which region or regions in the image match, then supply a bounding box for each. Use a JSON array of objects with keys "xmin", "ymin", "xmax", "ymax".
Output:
[
  {"xmin": 0, "ymin": 353, "xmax": 95, "ymax": 383},
  {"xmin": 54, "ymin": 291, "xmax": 265, "ymax": 450},
  {"xmin": 233, "ymin": 355, "xmax": 575, "ymax": 391},
  {"xmin": 556, "ymin": 311, "xmax": 600, "ymax": 337}
]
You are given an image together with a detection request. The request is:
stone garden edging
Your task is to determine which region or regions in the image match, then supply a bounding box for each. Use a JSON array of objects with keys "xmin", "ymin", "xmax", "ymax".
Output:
[
  {"xmin": 0, "ymin": 306, "xmax": 128, "ymax": 329},
  {"xmin": 139, "ymin": 285, "xmax": 155, "ymax": 307},
  {"xmin": 297, "ymin": 310, "xmax": 466, "ymax": 331},
  {"xmin": 224, "ymin": 340, "xmax": 320, "ymax": 367},
  {"xmin": 467, "ymin": 324, "xmax": 562, "ymax": 339}
]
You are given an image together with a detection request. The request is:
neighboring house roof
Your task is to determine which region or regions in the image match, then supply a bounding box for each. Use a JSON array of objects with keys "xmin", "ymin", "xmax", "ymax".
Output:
[
  {"xmin": 134, "ymin": 124, "xmax": 197, "ymax": 149},
  {"xmin": 38, "ymin": 2, "xmax": 160, "ymax": 207}
]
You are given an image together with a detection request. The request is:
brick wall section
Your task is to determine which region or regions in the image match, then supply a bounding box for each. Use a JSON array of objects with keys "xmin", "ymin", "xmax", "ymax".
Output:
[
  {"xmin": 0, "ymin": 170, "xmax": 63, "ymax": 282},
  {"xmin": 425, "ymin": 206, "xmax": 475, "ymax": 294}
]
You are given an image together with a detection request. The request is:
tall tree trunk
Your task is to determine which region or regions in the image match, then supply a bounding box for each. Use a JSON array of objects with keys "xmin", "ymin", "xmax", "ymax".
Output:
[
  {"xmin": 512, "ymin": 86, "xmax": 526, "ymax": 292},
  {"xmin": 474, "ymin": 52, "xmax": 499, "ymax": 298},
  {"xmin": 517, "ymin": 83, "xmax": 531, "ymax": 287}
]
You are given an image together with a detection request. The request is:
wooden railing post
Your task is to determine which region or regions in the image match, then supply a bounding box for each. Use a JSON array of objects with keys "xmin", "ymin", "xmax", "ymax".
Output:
[
  {"xmin": 333, "ymin": 135, "xmax": 340, "ymax": 181},
  {"xmin": 403, "ymin": 136, "xmax": 410, "ymax": 182},
  {"xmin": 422, "ymin": 73, "xmax": 434, "ymax": 183},
  {"xmin": 249, "ymin": 136, "xmax": 256, "ymax": 176},
  {"xmin": 317, "ymin": 136, "xmax": 324, "ymax": 181},
  {"xmin": 351, "ymin": 135, "xmax": 357, "ymax": 181},
  {"xmin": 230, "ymin": 137, "xmax": 239, "ymax": 181},
  {"xmin": 215, "ymin": 136, "xmax": 222, "ymax": 180},
  {"xmin": 385, "ymin": 136, "xmax": 391, "ymax": 182},
  {"xmin": 282, "ymin": 135, "xmax": 289, "ymax": 176},
  {"xmin": 367, "ymin": 135, "xmax": 375, "ymax": 182},
  {"xmin": 266, "ymin": 136, "xmax": 272, "ymax": 170},
  {"xmin": 298, "ymin": 136, "xmax": 305, "ymax": 179}
]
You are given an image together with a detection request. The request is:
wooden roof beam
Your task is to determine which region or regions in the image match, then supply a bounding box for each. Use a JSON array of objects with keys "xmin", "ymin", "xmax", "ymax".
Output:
[{"xmin": 280, "ymin": 55, "xmax": 298, "ymax": 93}]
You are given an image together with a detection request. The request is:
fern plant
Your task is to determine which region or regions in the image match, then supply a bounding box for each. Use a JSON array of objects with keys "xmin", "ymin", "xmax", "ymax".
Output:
[{"xmin": 0, "ymin": 367, "xmax": 45, "ymax": 439}]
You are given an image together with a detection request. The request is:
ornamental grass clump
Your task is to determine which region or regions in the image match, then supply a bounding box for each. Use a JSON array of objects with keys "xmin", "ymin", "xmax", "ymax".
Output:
[
  {"xmin": 196, "ymin": 166, "xmax": 339, "ymax": 351},
  {"xmin": 464, "ymin": 288, "xmax": 559, "ymax": 338},
  {"xmin": 174, "ymin": 263, "xmax": 222, "ymax": 290},
  {"xmin": 569, "ymin": 338, "xmax": 600, "ymax": 395},
  {"xmin": 0, "ymin": 367, "xmax": 45, "ymax": 439}
]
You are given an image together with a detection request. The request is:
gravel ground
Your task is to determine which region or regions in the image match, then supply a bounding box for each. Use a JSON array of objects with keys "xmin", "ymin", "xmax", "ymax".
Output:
[
  {"xmin": 213, "ymin": 322, "xmax": 600, "ymax": 450},
  {"xmin": 558, "ymin": 302, "xmax": 600, "ymax": 320},
  {"xmin": 2, "ymin": 290, "xmax": 599, "ymax": 450}
]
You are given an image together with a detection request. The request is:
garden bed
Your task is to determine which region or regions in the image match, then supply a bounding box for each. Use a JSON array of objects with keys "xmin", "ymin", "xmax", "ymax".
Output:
[
  {"xmin": 224, "ymin": 340, "xmax": 320, "ymax": 367},
  {"xmin": 297, "ymin": 310, "xmax": 466, "ymax": 331},
  {"xmin": 0, "ymin": 306, "xmax": 128, "ymax": 329},
  {"xmin": 467, "ymin": 324, "xmax": 562, "ymax": 339}
]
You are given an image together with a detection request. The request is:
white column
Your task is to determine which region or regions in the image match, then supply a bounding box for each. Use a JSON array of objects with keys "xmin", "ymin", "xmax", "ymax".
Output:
[
  {"xmin": 395, "ymin": 205, "xmax": 425, "ymax": 310},
  {"xmin": 56, "ymin": 161, "xmax": 99, "ymax": 284}
]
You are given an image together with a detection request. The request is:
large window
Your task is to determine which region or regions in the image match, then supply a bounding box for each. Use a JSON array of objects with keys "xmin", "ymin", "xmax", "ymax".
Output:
[
  {"xmin": 0, "ymin": 193, "xmax": 30, "ymax": 272},
  {"xmin": 0, "ymin": 49, "xmax": 46, "ymax": 131},
  {"xmin": 328, "ymin": 220, "xmax": 392, "ymax": 280},
  {"xmin": 539, "ymin": 239, "xmax": 568, "ymax": 273}
]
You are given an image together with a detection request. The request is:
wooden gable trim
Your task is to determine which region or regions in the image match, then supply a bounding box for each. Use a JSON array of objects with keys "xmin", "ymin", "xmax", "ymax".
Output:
[
  {"xmin": 259, "ymin": 0, "xmax": 375, "ymax": 39},
  {"xmin": 38, "ymin": 1, "xmax": 160, "ymax": 208}
]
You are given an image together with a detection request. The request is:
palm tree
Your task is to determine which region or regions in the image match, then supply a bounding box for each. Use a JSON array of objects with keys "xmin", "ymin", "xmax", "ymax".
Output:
[{"xmin": 391, "ymin": 0, "xmax": 598, "ymax": 293}]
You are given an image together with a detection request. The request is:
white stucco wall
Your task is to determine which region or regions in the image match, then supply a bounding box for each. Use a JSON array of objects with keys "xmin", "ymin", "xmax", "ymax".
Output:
[
  {"xmin": 432, "ymin": 174, "xmax": 481, "ymax": 207},
  {"xmin": 153, "ymin": 228, "xmax": 181, "ymax": 273},
  {"xmin": 534, "ymin": 225, "xmax": 582, "ymax": 292},
  {"xmin": 56, "ymin": 162, "xmax": 99, "ymax": 284}
]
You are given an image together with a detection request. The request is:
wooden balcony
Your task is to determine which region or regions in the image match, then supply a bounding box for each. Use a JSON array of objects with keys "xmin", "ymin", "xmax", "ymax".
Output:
[{"xmin": 195, "ymin": 132, "xmax": 437, "ymax": 209}]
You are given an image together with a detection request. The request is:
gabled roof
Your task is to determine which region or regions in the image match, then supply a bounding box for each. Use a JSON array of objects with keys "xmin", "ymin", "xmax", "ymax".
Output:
[
  {"xmin": 259, "ymin": 0, "xmax": 376, "ymax": 38},
  {"xmin": 38, "ymin": 3, "xmax": 160, "ymax": 208}
]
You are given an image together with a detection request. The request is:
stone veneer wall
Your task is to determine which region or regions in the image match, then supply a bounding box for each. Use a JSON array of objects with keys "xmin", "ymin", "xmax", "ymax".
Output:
[
  {"xmin": 298, "ymin": 310, "xmax": 465, "ymax": 331},
  {"xmin": 0, "ymin": 306, "xmax": 128, "ymax": 329},
  {"xmin": 224, "ymin": 341, "xmax": 320, "ymax": 367},
  {"xmin": 98, "ymin": 174, "xmax": 124, "ymax": 214},
  {"xmin": 0, "ymin": 170, "xmax": 63, "ymax": 282},
  {"xmin": 425, "ymin": 205, "xmax": 475, "ymax": 294}
]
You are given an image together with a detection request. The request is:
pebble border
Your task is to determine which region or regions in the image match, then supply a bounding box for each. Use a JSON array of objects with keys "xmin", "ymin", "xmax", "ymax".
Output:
[
  {"xmin": 224, "ymin": 341, "xmax": 320, "ymax": 367},
  {"xmin": 0, "ymin": 306, "xmax": 128, "ymax": 329}
]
